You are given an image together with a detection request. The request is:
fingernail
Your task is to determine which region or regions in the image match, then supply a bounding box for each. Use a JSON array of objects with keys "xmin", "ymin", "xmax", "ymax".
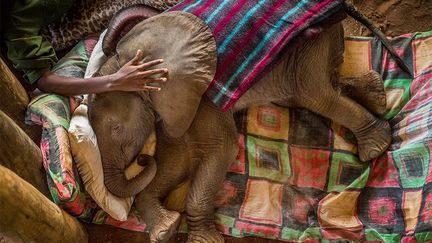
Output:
[
  {"xmin": 164, "ymin": 68, "xmax": 168, "ymax": 72},
  {"xmin": 157, "ymin": 88, "xmax": 161, "ymax": 91},
  {"xmin": 159, "ymin": 59, "xmax": 164, "ymax": 62},
  {"xmin": 161, "ymin": 78, "xmax": 167, "ymax": 82}
]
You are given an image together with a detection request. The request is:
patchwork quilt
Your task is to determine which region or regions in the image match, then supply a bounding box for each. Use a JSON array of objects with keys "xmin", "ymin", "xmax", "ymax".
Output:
[{"xmin": 25, "ymin": 29, "xmax": 432, "ymax": 242}]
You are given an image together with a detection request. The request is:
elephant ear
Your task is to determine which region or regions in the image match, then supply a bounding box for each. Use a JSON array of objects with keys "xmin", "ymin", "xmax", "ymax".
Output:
[
  {"xmin": 102, "ymin": 4, "xmax": 161, "ymax": 56},
  {"xmin": 115, "ymin": 11, "xmax": 217, "ymax": 138}
]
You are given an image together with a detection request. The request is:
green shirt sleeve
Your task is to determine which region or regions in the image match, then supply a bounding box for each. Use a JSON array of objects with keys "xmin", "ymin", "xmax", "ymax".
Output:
[
  {"xmin": 3, "ymin": 0, "xmax": 73, "ymax": 84},
  {"xmin": 5, "ymin": 35, "xmax": 58, "ymax": 84}
]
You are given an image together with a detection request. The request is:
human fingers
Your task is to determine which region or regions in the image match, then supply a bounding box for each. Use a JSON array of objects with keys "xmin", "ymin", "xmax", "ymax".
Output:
[
  {"xmin": 137, "ymin": 59, "xmax": 165, "ymax": 70},
  {"xmin": 139, "ymin": 77, "xmax": 167, "ymax": 84},
  {"xmin": 129, "ymin": 50, "xmax": 144, "ymax": 65},
  {"xmin": 138, "ymin": 68, "xmax": 168, "ymax": 77},
  {"xmin": 141, "ymin": 85, "xmax": 162, "ymax": 91}
]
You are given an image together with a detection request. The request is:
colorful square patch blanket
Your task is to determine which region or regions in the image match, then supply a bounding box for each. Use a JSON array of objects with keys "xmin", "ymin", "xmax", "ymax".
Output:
[{"xmin": 25, "ymin": 29, "xmax": 432, "ymax": 242}]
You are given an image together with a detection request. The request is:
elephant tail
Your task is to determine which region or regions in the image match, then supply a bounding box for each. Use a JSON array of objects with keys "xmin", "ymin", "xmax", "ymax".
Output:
[
  {"xmin": 104, "ymin": 154, "xmax": 157, "ymax": 198},
  {"xmin": 102, "ymin": 4, "xmax": 161, "ymax": 56},
  {"xmin": 343, "ymin": 1, "xmax": 413, "ymax": 78}
]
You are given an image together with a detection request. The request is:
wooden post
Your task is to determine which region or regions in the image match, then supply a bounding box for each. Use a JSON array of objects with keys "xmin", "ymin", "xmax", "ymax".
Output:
[
  {"xmin": 0, "ymin": 110, "xmax": 50, "ymax": 197},
  {"xmin": 0, "ymin": 165, "xmax": 88, "ymax": 242},
  {"xmin": 0, "ymin": 57, "xmax": 41, "ymax": 143}
]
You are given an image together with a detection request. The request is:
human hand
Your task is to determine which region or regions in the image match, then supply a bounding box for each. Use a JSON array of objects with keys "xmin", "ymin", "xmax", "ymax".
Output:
[{"xmin": 109, "ymin": 49, "xmax": 168, "ymax": 91}]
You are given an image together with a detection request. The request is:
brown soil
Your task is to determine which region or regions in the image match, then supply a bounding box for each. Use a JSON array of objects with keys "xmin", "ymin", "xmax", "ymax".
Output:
[
  {"xmin": 85, "ymin": 224, "xmax": 280, "ymax": 243},
  {"xmin": 343, "ymin": 0, "xmax": 432, "ymax": 37}
]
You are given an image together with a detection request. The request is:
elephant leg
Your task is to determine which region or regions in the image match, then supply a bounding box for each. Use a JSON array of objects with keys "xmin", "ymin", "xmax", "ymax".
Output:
[
  {"xmin": 185, "ymin": 156, "xmax": 231, "ymax": 243},
  {"xmin": 135, "ymin": 137, "xmax": 189, "ymax": 243},
  {"xmin": 290, "ymin": 22, "xmax": 390, "ymax": 161},
  {"xmin": 184, "ymin": 98, "xmax": 239, "ymax": 242},
  {"xmin": 299, "ymin": 87, "xmax": 390, "ymax": 162},
  {"xmin": 336, "ymin": 70, "xmax": 387, "ymax": 116},
  {"xmin": 137, "ymin": 188, "xmax": 182, "ymax": 243},
  {"xmin": 185, "ymin": 143, "xmax": 238, "ymax": 243}
]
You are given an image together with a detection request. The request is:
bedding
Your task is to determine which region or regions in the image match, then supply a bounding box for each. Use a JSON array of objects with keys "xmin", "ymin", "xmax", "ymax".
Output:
[
  {"xmin": 25, "ymin": 29, "xmax": 432, "ymax": 241},
  {"xmin": 25, "ymin": 39, "xmax": 97, "ymax": 219}
]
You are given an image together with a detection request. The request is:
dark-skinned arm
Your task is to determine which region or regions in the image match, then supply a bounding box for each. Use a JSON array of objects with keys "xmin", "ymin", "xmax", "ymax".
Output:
[{"xmin": 37, "ymin": 50, "xmax": 168, "ymax": 95}]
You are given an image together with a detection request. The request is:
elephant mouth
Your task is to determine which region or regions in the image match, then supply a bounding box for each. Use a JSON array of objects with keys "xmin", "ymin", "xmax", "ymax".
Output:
[
  {"xmin": 137, "ymin": 154, "xmax": 154, "ymax": 167},
  {"xmin": 124, "ymin": 131, "xmax": 157, "ymax": 180},
  {"xmin": 124, "ymin": 153, "xmax": 155, "ymax": 180}
]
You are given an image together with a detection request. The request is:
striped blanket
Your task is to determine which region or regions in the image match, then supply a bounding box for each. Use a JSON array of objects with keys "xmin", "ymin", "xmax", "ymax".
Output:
[{"xmin": 169, "ymin": 0, "xmax": 345, "ymax": 111}]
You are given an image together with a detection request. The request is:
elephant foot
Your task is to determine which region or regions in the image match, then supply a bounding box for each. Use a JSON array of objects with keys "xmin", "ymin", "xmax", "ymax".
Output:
[
  {"xmin": 149, "ymin": 210, "xmax": 181, "ymax": 243},
  {"xmin": 339, "ymin": 71, "xmax": 387, "ymax": 116},
  {"xmin": 356, "ymin": 72, "xmax": 387, "ymax": 116},
  {"xmin": 187, "ymin": 229, "xmax": 224, "ymax": 243},
  {"xmin": 356, "ymin": 119, "xmax": 391, "ymax": 162}
]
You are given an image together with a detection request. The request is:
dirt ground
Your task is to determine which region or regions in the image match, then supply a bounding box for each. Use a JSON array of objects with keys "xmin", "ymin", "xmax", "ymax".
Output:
[
  {"xmin": 86, "ymin": 1, "xmax": 432, "ymax": 242},
  {"xmin": 343, "ymin": 0, "xmax": 432, "ymax": 36}
]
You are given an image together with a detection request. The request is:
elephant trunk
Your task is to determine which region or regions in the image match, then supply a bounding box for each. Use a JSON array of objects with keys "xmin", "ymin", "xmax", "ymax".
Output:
[
  {"xmin": 102, "ymin": 4, "xmax": 161, "ymax": 56},
  {"xmin": 104, "ymin": 154, "xmax": 157, "ymax": 198}
]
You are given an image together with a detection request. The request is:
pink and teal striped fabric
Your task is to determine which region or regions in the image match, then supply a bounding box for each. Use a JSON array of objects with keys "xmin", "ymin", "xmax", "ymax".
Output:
[{"xmin": 169, "ymin": 0, "xmax": 344, "ymax": 111}]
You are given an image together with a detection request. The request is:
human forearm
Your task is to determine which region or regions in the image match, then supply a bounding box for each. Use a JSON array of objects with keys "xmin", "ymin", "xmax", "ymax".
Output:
[
  {"xmin": 37, "ymin": 50, "xmax": 167, "ymax": 96},
  {"xmin": 37, "ymin": 71, "xmax": 116, "ymax": 95}
]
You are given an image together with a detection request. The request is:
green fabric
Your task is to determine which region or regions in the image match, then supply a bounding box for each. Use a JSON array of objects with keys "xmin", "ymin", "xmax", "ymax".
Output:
[{"xmin": 3, "ymin": 0, "xmax": 74, "ymax": 84}]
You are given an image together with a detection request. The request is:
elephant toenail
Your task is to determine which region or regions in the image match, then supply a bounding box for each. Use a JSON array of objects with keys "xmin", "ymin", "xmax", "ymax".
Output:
[{"xmin": 368, "ymin": 150, "xmax": 380, "ymax": 160}]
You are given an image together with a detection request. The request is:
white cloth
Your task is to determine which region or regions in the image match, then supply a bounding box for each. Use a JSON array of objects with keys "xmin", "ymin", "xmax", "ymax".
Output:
[{"xmin": 85, "ymin": 29, "xmax": 109, "ymax": 79}]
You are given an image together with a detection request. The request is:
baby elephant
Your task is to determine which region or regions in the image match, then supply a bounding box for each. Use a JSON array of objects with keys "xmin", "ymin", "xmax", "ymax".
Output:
[
  {"xmin": 134, "ymin": 97, "xmax": 239, "ymax": 243},
  {"xmin": 87, "ymin": 4, "xmax": 403, "ymax": 237}
]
